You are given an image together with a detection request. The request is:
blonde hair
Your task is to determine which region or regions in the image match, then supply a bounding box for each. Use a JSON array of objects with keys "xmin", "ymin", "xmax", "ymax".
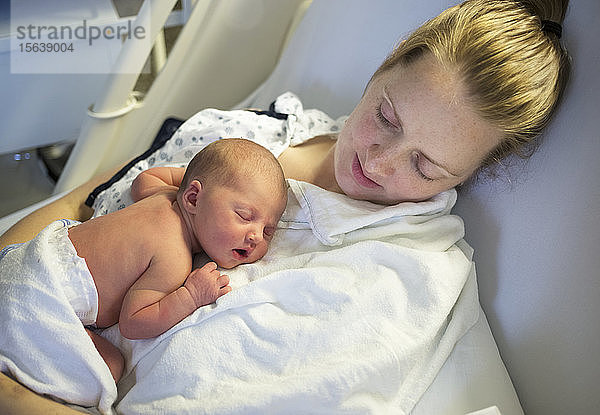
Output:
[
  {"xmin": 372, "ymin": 0, "xmax": 571, "ymax": 176},
  {"xmin": 179, "ymin": 138, "xmax": 287, "ymax": 197}
]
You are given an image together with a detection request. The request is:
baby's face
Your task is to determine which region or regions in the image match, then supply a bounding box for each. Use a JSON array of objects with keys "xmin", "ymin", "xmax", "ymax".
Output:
[{"xmin": 192, "ymin": 176, "xmax": 287, "ymax": 269}]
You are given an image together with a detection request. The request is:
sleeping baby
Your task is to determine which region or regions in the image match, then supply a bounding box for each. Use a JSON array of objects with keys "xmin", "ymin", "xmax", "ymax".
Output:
[{"xmin": 0, "ymin": 138, "xmax": 287, "ymax": 382}]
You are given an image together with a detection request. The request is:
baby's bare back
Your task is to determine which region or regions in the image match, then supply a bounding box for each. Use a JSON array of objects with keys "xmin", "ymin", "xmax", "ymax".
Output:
[{"xmin": 67, "ymin": 191, "xmax": 192, "ymax": 327}]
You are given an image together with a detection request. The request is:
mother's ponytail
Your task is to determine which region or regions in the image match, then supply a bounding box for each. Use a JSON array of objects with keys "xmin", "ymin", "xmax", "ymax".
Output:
[{"xmin": 372, "ymin": 0, "xmax": 571, "ymax": 176}]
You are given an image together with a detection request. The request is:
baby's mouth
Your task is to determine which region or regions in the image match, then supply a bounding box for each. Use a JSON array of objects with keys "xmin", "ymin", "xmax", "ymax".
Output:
[{"xmin": 233, "ymin": 248, "xmax": 250, "ymax": 260}]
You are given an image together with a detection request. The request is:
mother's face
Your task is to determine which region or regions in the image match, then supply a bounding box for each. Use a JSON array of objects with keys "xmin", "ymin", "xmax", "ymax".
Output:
[{"xmin": 334, "ymin": 53, "xmax": 503, "ymax": 204}]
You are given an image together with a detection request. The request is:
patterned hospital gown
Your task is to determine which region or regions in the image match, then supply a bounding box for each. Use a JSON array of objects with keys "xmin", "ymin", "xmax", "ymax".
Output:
[{"xmin": 91, "ymin": 92, "xmax": 347, "ymax": 217}]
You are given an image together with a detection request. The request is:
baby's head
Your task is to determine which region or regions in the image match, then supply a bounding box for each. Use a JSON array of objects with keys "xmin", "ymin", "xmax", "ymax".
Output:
[{"xmin": 178, "ymin": 138, "xmax": 288, "ymax": 269}]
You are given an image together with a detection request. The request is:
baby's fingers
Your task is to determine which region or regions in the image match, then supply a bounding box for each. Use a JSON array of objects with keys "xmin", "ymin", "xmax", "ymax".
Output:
[
  {"xmin": 217, "ymin": 274, "xmax": 230, "ymax": 288},
  {"xmin": 217, "ymin": 274, "xmax": 231, "ymax": 297},
  {"xmin": 219, "ymin": 285, "xmax": 232, "ymax": 296},
  {"xmin": 201, "ymin": 261, "xmax": 218, "ymax": 272}
]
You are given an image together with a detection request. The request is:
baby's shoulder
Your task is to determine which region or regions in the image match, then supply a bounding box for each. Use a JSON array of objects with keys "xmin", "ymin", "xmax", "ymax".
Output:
[
  {"xmin": 134, "ymin": 192, "xmax": 178, "ymax": 220},
  {"xmin": 128, "ymin": 196, "xmax": 183, "ymax": 238},
  {"xmin": 148, "ymin": 227, "xmax": 193, "ymax": 275}
]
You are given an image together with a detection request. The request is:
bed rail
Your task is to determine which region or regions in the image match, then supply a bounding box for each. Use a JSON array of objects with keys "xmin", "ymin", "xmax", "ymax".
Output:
[{"xmin": 55, "ymin": 0, "xmax": 308, "ymax": 194}]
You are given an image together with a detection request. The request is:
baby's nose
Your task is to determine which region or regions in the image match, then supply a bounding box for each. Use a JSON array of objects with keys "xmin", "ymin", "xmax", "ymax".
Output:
[{"xmin": 246, "ymin": 229, "xmax": 262, "ymax": 244}]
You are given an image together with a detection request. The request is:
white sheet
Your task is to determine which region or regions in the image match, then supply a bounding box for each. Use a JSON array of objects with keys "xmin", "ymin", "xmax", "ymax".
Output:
[{"xmin": 100, "ymin": 179, "xmax": 478, "ymax": 414}]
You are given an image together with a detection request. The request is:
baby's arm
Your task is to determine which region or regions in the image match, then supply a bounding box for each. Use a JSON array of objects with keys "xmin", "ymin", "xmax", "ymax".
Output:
[
  {"xmin": 119, "ymin": 262, "xmax": 231, "ymax": 339},
  {"xmin": 131, "ymin": 166, "xmax": 186, "ymax": 202}
]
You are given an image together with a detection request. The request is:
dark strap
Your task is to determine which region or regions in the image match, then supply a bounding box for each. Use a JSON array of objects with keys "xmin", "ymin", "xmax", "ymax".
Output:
[
  {"xmin": 84, "ymin": 118, "xmax": 184, "ymax": 207},
  {"xmin": 247, "ymin": 101, "xmax": 288, "ymax": 120}
]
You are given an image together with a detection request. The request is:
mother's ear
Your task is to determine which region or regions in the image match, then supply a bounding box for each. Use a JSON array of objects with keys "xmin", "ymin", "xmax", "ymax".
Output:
[{"xmin": 181, "ymin": 179, "xmax": 203, "ymax": 213}]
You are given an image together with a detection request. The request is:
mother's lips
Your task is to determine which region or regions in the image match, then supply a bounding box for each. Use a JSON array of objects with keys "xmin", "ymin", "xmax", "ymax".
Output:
[{"xmin": 351, "ymin": 154, "xmax": 381, "ymax": 189}]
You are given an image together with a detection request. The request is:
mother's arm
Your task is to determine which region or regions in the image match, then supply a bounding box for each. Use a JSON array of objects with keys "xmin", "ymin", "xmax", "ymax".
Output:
[
  {"xmin": 0, "ymin": 373, "xmax": 83, "ymax": 415},
  {"xmin": 0, "ymin": 165, "xmax": 123, "ymax": 250}
]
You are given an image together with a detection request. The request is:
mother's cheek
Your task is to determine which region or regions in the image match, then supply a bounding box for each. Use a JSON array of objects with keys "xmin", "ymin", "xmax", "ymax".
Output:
[{"xmin": 351, "ymin": 114, "xmax": 377, "ymax": 147}]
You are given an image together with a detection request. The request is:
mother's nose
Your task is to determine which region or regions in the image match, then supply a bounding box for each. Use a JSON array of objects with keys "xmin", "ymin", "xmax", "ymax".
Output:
[{"xmin": 364, "ymin": 143, "xmax": 398, "ymax": 177}]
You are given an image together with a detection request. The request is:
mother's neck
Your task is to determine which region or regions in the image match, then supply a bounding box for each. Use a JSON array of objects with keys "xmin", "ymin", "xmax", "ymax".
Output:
[{"xmin": 277, "ymin": 135, "xmax": 342, "ymax": 194}]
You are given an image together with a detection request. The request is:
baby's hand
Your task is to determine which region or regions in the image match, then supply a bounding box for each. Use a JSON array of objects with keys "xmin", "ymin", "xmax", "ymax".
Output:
[{"xmin": 184, "ymin": 262, "xmax": 231, "ymax": 308}]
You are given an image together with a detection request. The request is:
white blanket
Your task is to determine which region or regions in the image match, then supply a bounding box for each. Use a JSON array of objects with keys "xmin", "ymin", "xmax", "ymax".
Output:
[
  {"xmin": 0, "ymin": 94, "xmax": 480, "ymax": 413},
  {"xmin": 0, "ymin": 222, "xmax": 117, "ymax": 414},
  {"xmin": 101, "ymin": 181, "xmax": 479, "ymax": 414}
]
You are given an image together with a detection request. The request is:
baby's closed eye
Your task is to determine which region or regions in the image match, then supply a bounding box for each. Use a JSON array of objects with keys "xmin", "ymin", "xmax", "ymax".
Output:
[{"xmin": 236, "ymin": 210, "xmax": 252, "ymax": 221}]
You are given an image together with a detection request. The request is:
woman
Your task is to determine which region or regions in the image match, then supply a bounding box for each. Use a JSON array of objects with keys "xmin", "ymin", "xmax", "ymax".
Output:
[{"xmin": 0, "ymin": 0, "xmax": 570, "ymax": 413}]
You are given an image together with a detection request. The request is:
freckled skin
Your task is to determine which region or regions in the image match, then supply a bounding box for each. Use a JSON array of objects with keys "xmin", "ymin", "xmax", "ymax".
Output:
[{"xmin": 333, "ymin": 53, "xmax": 502, "ymax": 204}]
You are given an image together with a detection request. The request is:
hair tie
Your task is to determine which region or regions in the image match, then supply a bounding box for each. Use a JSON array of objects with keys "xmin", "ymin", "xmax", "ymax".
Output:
[{"xmin": 541, "ymin": 20, "xmax": 562, "ymax": 39}]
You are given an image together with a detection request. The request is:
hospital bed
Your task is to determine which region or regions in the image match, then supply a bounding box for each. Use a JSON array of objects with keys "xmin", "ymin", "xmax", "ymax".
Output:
[{"xmin": 1, "ymin": 0, "xmax": 598, "ymax": 413}]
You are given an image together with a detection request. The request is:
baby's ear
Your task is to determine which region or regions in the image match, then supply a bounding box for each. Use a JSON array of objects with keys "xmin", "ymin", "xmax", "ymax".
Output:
[{"xmin": 181, "ymin": 180, "xmax": 203, "ymax": 212}]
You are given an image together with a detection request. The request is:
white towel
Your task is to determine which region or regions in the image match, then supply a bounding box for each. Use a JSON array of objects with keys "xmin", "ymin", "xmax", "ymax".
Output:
[
  {"xmin": 103, "ymin": 184, "xmax": 479, "ymax": 414},
  {"xmin": 0, "ymin": 222, "xmax": 117, "ymax": 414}
]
